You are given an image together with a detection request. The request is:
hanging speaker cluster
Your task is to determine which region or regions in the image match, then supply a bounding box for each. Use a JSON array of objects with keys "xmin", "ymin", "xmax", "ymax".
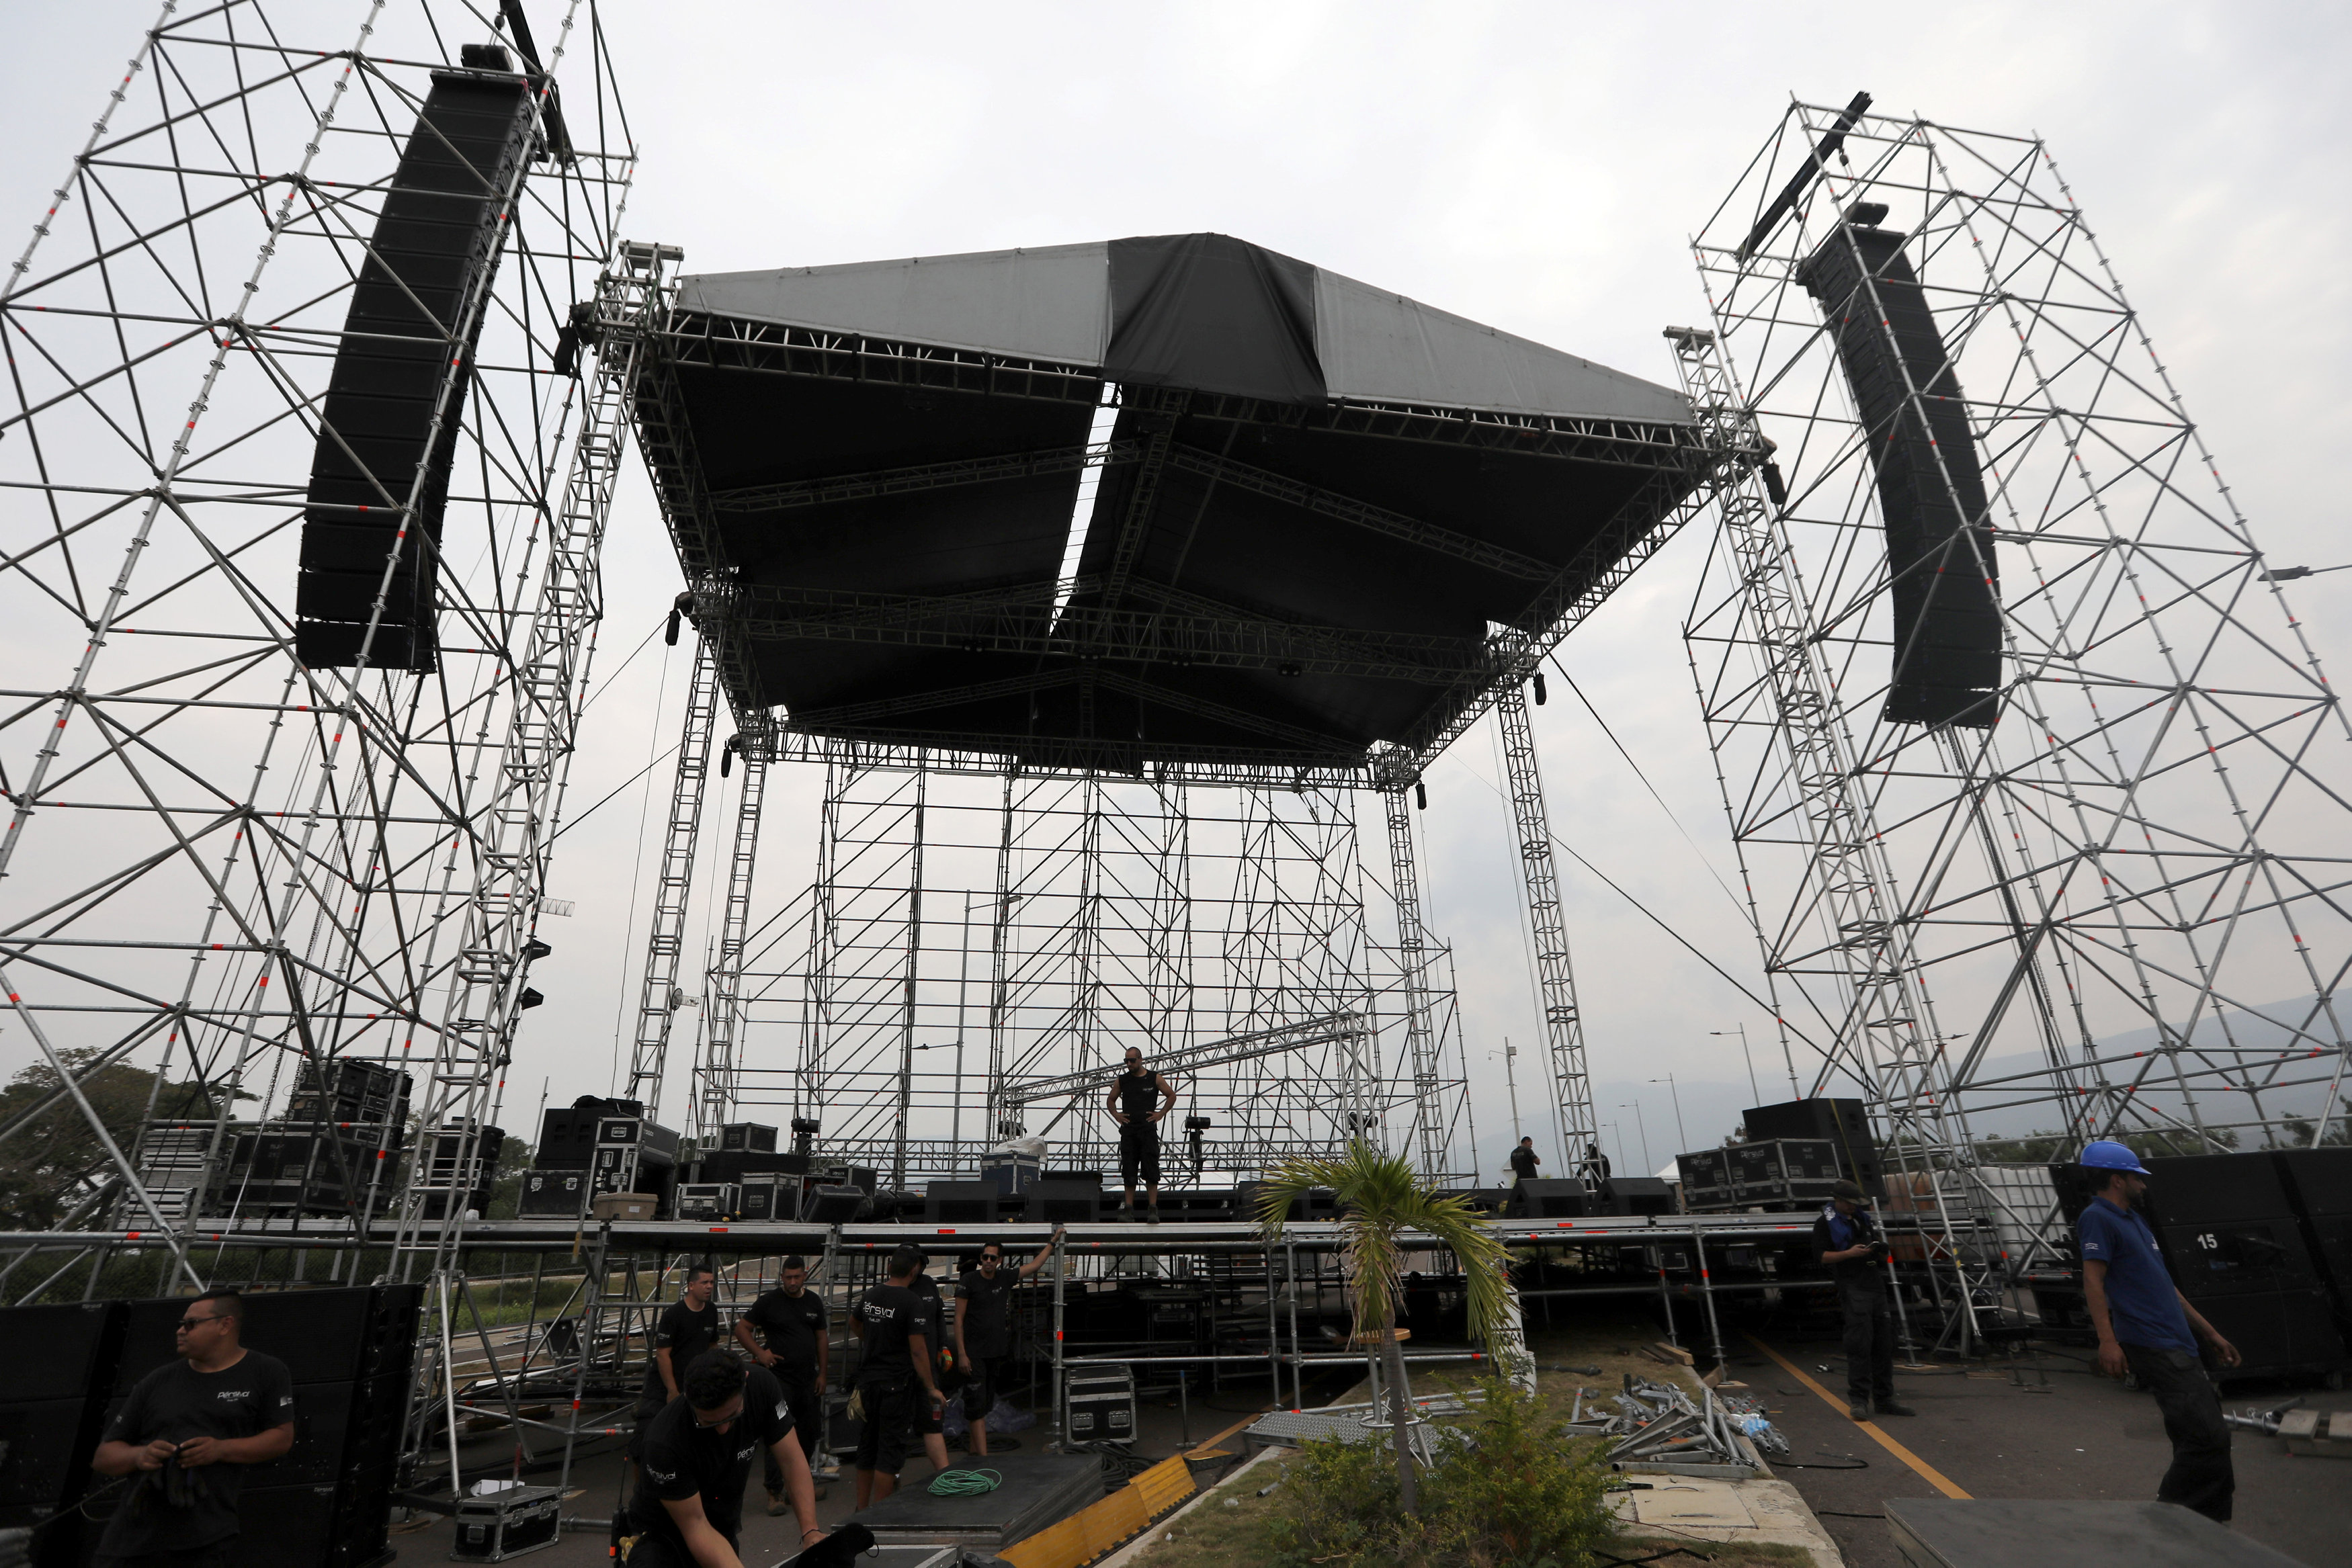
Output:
[
  {"xmin": 294, "ymin": 46, "xmax": 536, "ymax": 672},
  {"xmin": 1800, "ymin": 212, "xmax": 2003, "ymax": 728}
]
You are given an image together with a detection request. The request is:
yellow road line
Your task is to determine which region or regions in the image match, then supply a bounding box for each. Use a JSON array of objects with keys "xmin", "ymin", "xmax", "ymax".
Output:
[{"xmin": 1742, "ymin": 1330, "xmax": 1971, "ymax": 1499}]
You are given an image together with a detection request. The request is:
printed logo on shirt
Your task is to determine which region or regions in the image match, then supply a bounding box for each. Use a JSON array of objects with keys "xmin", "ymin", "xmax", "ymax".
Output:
[
  {"xmin": 737, "ymin": 1444, "xmax": 757, "ymax": 1463},
  {"xmin": 645, "ymin": 1465, "xmax": 678, "ymax": 1485},
  {"xmin": 214, "ymin": 1389, "xmax": 253, "ymax": 1403}
]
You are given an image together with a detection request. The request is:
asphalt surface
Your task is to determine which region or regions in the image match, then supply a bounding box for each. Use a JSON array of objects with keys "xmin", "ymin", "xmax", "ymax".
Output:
[{"xmin": 1732, "ymin": 1329, "xmax": 2351, "ymax": 1568}]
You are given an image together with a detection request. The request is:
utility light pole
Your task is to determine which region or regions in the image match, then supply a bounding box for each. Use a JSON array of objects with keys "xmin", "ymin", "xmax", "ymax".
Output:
[
  {"xmin": 1649, "ymin": 1074, "xmax": 1689, "ymax": 1154},
  {"xmin": 1712, "ymin": 1025, "xmax": 1761, "ymax": 1103},
  {"xmin": 1620, "ymin": 1101, "xmax": 1653, "ymax": 1175}
]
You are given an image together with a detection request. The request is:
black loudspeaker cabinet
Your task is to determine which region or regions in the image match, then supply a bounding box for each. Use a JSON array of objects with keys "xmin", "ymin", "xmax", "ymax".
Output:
[
  {"xmin": 0, "ymin": 1398, "xmax": 110, "ymax": 1561},
  {"xmin": 1509, "ymin": 1178, "xmax": 1593, "ymax": 1220},
  {"xmin": 2193, "ymin": 1289, "xmax": 2349, "ymax": 1380},
  {"xmin": 800, "ymin": 1184, "xmax": 866, "ymax": 1225},
  {"xmin": 1236, "ymin": 1181, "xmax": 1302, "ymax": 1224},
  {"xmin": 1742, "ymin": 1097, "xmax": 1884, "ymax": 1194},
  {"xmin": 2142, "ymin": 1152, "xmax": 2295, "ymax": 1230},
  {"xmin": 2045, "ymin": 1161, "xmax": 2101, "ymax": 1228},
  {"xmin": 5, "ymin": 1301, "xmax": 125, "ymax": 1403},
  {"xmin": 1605, "ymin": 1176, "xmax": 1676, "ymax": 1217},
  {"xmin": 111, "ymin": 1284, "xmax": 418, "ymax": 1397},
  {"xmin": 1025, "ymin": 1181, "xmax": 1102, "ymax": 1226},
  {"xmin": 2159, "ymin": 1219, "xmax": 2320, "ymax": 1299},
  {"xmin": 923, "ymin": 1180, "xmax": 999, "ymax": 1225},
  {"xmin": 2275, "ymin": 1147, "xmax": 2352, "ymax": 1216},
  {"xmin": 534, "ymin": 1106, "xmax": 601, "ymax": 1168}
]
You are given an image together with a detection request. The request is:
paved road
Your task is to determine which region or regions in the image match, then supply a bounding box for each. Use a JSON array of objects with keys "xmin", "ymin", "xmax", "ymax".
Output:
[{"xmin": 1735, "ymin": 1327, "xmax": 2351, "ymax": 1567}]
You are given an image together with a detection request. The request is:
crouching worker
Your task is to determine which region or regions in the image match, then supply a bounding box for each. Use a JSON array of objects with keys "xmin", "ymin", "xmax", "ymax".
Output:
[{"xmin": 622, "ymin": 1348, "xmax": 826, "ymax": 1567}]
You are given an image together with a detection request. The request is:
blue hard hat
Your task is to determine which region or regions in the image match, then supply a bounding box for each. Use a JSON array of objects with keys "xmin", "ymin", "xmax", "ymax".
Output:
[{"xmin": 2078, "ymin": 1139, "xmax": 2150, "ymax": 1174}]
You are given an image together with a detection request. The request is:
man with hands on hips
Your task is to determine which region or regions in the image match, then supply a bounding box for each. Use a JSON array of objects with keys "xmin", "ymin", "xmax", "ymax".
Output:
[{"xmin": 1107, "ymin": 1047, "xmax": 1179, "ymax": 1221}]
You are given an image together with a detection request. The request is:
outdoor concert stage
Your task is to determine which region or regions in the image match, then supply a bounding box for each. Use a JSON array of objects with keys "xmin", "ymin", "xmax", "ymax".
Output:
[{"xmin": 620, "ymin": 231, "xmax": 1716, "ymax": 781}]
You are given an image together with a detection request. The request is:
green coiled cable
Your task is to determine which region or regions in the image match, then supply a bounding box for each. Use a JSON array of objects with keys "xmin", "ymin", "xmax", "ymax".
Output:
[{"xmin": 928, "ymin": 1467, "xmax": 1004, "ymax": 1496}]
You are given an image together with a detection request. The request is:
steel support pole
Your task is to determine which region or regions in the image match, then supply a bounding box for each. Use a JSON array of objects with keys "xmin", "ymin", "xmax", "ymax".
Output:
[
  {"xmin": 628, "ymin": 637, "xmax": 722, "ymax": 1112},
  {"xmin": 1384, "ymin": 787, "xmax": 1451, "ymax": 1180},
  {"xmin": 696, "ymin": 751, "xmax": 767, "ymax": 1141}
]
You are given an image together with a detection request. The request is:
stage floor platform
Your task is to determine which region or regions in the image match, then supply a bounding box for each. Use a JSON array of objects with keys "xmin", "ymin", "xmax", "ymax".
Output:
[{"xmin": 855, "ymin": 1453, "xmax": 1107, "ymax": 1547}]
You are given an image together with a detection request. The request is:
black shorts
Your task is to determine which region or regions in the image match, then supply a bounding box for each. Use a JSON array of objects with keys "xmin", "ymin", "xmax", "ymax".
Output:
[
  {"xmin": 962, "ymin": 1352, "xmax": 1006, "ymax": 1423},
  {"xmin": 851, "ymin": 1373, "xmax": 915, "ymax": 1475},
  {"xmin": 1119, "ymin": 1123, "xmax": 1161, "ymax": 1187}
]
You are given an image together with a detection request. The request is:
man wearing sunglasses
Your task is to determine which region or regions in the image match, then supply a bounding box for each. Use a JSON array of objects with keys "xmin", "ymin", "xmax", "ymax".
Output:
[
  {"xmin": 89, "ymin": 1288, "xmax": 295, "ymax": 1568},
  {"xmin": 954, "ymin": 1229, "xmax": 1062, "ymax": 1458},
  {"xmin": 624, "ymin": 1348, "xmax": 825, "ymax": 1568}
]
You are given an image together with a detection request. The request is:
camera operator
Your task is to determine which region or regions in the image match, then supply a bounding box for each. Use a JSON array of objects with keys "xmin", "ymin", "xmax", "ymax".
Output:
[
  {"xmin": 89, "ymin": 1288, "xmax": 295, "ymax": 1568},
  {"xmin": 1812, "ymin": 1179, "xmax": 1915, "ymax": 1423}
]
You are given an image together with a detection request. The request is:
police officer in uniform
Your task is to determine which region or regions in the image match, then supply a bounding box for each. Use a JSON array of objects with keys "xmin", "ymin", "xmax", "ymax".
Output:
[
  {"xmin": 2076, "ymin": 1139, "xmax": 2241, "ymax": 1521},
  {"xmin": 90, "ymin": 1289, "xmax": 295, "ymax": 1568},
  {"xmin": 623, "ymin": 1348, "xmax": 825, "ymax": 1568},
  {"xmin": 1812, "ymin": 1179, "xmax": 1915, "ymax": 1422},
  {"xmin": 1107, "ymin": 1047, "xmax": 1179, "ymax": 1221}
]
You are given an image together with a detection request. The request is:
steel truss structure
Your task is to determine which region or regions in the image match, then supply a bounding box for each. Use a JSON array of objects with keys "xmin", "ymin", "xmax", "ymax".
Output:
[
  {"xmin": 699, "ymin": 752, "xmax": 1477, "ymax": 1184},
  {"xmin": 0, "ymin": 0, "xmax": 643, "ymax": 1477},
  {"xmin": 1681, "ymin": 103, "xmax": 2352, "ymax": 1299}
]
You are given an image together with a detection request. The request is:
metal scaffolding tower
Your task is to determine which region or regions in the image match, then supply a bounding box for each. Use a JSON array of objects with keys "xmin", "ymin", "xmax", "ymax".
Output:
[
  {"xmin": 1683, "ymin": 103, "xmax": 2352, "ymax": 1264},
  {"xmin": 692, "ymin": 746, "xmax": 767, "ymax": 1141},
  {"xmin": 1384, "ymin": 787, "xmax": 1471, "ymax": 1180}
]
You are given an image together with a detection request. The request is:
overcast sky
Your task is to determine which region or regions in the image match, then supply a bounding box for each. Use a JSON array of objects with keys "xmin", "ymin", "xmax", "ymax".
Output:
[{"xmin": 5, "ymin": 3, "xmax": 2347, "ymax": 1182}]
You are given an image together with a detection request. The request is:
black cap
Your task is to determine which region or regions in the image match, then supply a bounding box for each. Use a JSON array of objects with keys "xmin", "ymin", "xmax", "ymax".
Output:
[{"xmin": 1831, "ymin": 1179, "xmax": 1871, "ymax": 1204}]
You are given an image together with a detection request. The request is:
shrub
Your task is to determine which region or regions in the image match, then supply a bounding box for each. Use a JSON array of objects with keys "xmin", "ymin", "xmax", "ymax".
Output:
[{"xmin": 1268, "ymin": 1377, "xmax": 1615, "ymax": 1568}]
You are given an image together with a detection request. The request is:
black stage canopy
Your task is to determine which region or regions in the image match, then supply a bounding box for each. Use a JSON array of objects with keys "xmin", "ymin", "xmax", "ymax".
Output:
[{"xmin": 625, "ymin": 233, "xmax": 1714, "ymax": 783}]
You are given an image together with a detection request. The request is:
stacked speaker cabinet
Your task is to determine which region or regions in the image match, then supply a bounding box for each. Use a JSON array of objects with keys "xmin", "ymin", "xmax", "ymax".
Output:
[
  {"xmin": 2146, "ymin": 1152, "xmax": 2347, "ymax": 1381},
  {"xmin": 2274, "ymin": 1147, "xmax": 2352, "ymax": 1352},
  {"xmin": 1743, "ymin": 1098, "xmax": 1884, "ymax": 1197},
  {"xmin": 0, "ymin": 1303, "xmax": 125, "ymax": 1567},
  {"xmin": 294, "ymin": 48, "xmax": 537, "ymax": 672}
]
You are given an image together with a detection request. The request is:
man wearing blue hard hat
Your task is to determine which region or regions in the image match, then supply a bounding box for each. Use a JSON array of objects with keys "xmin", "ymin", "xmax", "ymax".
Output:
[{"xmin": 2074, "ymin": 1139, "xmax": 2240, "ymax": 1522}]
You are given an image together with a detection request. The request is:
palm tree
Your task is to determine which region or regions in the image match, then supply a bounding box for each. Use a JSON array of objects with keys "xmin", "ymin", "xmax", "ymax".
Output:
[{"xmin": 1253, "ymin": 1139, "xmax": 1517, "ymax": 1514}]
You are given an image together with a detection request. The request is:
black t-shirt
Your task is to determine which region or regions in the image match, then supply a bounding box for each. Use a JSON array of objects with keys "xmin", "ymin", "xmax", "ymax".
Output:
[
  {"xmin": 97, "ymin": 1350, "xmax": 296, "ymax": 1556},
  {"xmin": 854, "ymin": 1282, "xmax": 927, "ymax": 1376},
  {"xmin": 911, "ymin": 1274, "xmax": 947, "ymax": 1356},
  {"xmin": 627, "ymin": 1364, "xmax": 791, "ymax": 1550},
  {"xmin": 742, "ymin": 1287, "xmax": 829, "ymax": 1382},
  {"xmin": 642, "ymin": 1298, "xmax": 722, "ymax": 1401},
  {"xmin": 1116, "ymin": 1068, "xmax": 1166, "ymax": 1121},
  {"xmin": 956, "ymin": 1266, "xmax": 1019, "ymax": 1357},
  {"xmin": 1509, "ymin": 1146, "xmax": 1540, "ymax": 1180}
]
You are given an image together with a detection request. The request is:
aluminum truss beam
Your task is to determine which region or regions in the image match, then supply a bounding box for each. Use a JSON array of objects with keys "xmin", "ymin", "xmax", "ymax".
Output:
[
  {"xmin": 626, "ymin": 636, "xmax": 720, "ymax": 1110},
  {"xmin": 1384, "ymin": 789, "xmax": 1466, "ymax": 1180},
  {"xmin": 694, "ymin": 749, "xmax": 767, "ymax": 1141},
  {"xmin": 1493, "ymin": 681, "xmax": 1598, "ymax": 1163},
  {"xmin": 1001, "ymin": 1010, "xmax": 1369, "ymax": 1106}
]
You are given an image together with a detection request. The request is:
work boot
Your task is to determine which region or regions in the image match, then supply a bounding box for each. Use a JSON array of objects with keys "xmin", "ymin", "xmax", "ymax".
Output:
[
  {"xmin": 1847, "ymin": 1399, "xmax": 1872, "ymax": 1423},
  {"xmin": 1874, "ymin": 1400, "xmax": 1918, "ymax": 1418},
  {"xmin": 1145, "ymin": 1207, "xmax": 1161, "ymax": 1225},
  {"xmin": 766, "ymin": 1489, "xmax": 789, "ymax": 1517}
]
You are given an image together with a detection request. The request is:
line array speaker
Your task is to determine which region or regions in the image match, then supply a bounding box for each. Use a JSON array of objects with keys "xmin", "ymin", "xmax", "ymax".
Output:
[
  {"xmin": 1798, "ymin": 218, "xmax": 2002, "ymax": 728},
  {"xmin": 295, "ymin": 50, "xmax": 536, "ymax": 672}
]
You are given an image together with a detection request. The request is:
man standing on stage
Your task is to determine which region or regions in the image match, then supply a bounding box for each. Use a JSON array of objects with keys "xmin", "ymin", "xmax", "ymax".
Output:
[
  {"xmin": 91, "ymin": 1289, "xmax": 294, "ymax": 1568},
  {"xmin": 849, "ymin": 1246, "xmax": 946, "ymax": 1509},
  {"xmin": 734, "ymin": 1255, "xmax": 835, "ymax": 1512},
  {"xmin": 954, "ymin": 1229, "xmax": 1062, "ymax": 1457},
  {"xmin": 1107, "ymin": 1047, "xmax": 1179, "ymax": 1221},
  {"xmin": 1508, "ymin": 1136, "xmax": 1540, "ymax": 1187},
  {"xmin": 622, "ymin": 1349, "xmax": 825, "ymax": 1568},
  {"xmin": 2078, "ymin": 1139, "xmax": 2241, "ymax": 1521},
  {"xmin": 1813, "ymin": 1179, "xmax": 1915, "ymax": 1423}
]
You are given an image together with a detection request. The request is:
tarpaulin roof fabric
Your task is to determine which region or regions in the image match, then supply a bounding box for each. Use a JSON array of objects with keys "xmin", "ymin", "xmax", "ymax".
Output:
[
  {"xmin": 636, "ymin": 233, "xmax": 1708, "ymax": 778},
  {"xmin": 673, "ymin": 232, "xmax": 1689, "ymax": 423}
]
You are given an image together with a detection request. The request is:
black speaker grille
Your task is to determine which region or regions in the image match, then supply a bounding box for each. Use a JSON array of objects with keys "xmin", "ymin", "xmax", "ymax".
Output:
[
  {"xmin": 296, "ymin": 68, "xmax": 534, "ymax": 671},
  {"xmin": 2144, "ymin": 1151, "xmax": 2293, "ymax": 1227},
  {"xmin": 1799, "ymin": 225, "xmax": 2001, "ymax": 728}
]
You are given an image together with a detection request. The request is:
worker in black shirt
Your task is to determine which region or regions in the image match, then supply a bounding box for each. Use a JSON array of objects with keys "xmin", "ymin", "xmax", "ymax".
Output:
[
  {"xmin": 1811, "ymin": 1179, "xmax": 1915, "ymax": 1422},
  {"xmin": 732, "ymin": 1254, "xmax": 832, "ymax": 1511},
  {"xmin": 1507, "ymin": 1136, "xmax": 1540, "ymax": 1186},
  {"xmin": 90, "ymin": 1287, "xmax": 295, "ymax": 1568},
  {"xmin": 632, "ymin": 1264, "xmax": 722, "ymax": 1473},
  {"xmin": 849, "ymin": 1244, "xmax": 945, "ymax": 1509},
  {"xmin": 955, "ymin": 1229, "xmax": 1061, "ymax": 1457},
  {"xmin": 907, "ymin": 1252, "xmax": 954, "ymax": 1477},
  {"xmin": 624, "ymin": 1349, "xmax": 825, "ymax": 1568},
  {"xmin": 1107, "ymin": 1047, "xmax": 1179, "ymax": 1221},
  {"xmin": 1578, "ymin": 1142, "xmax": 1611, "ymax": 1188}
]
